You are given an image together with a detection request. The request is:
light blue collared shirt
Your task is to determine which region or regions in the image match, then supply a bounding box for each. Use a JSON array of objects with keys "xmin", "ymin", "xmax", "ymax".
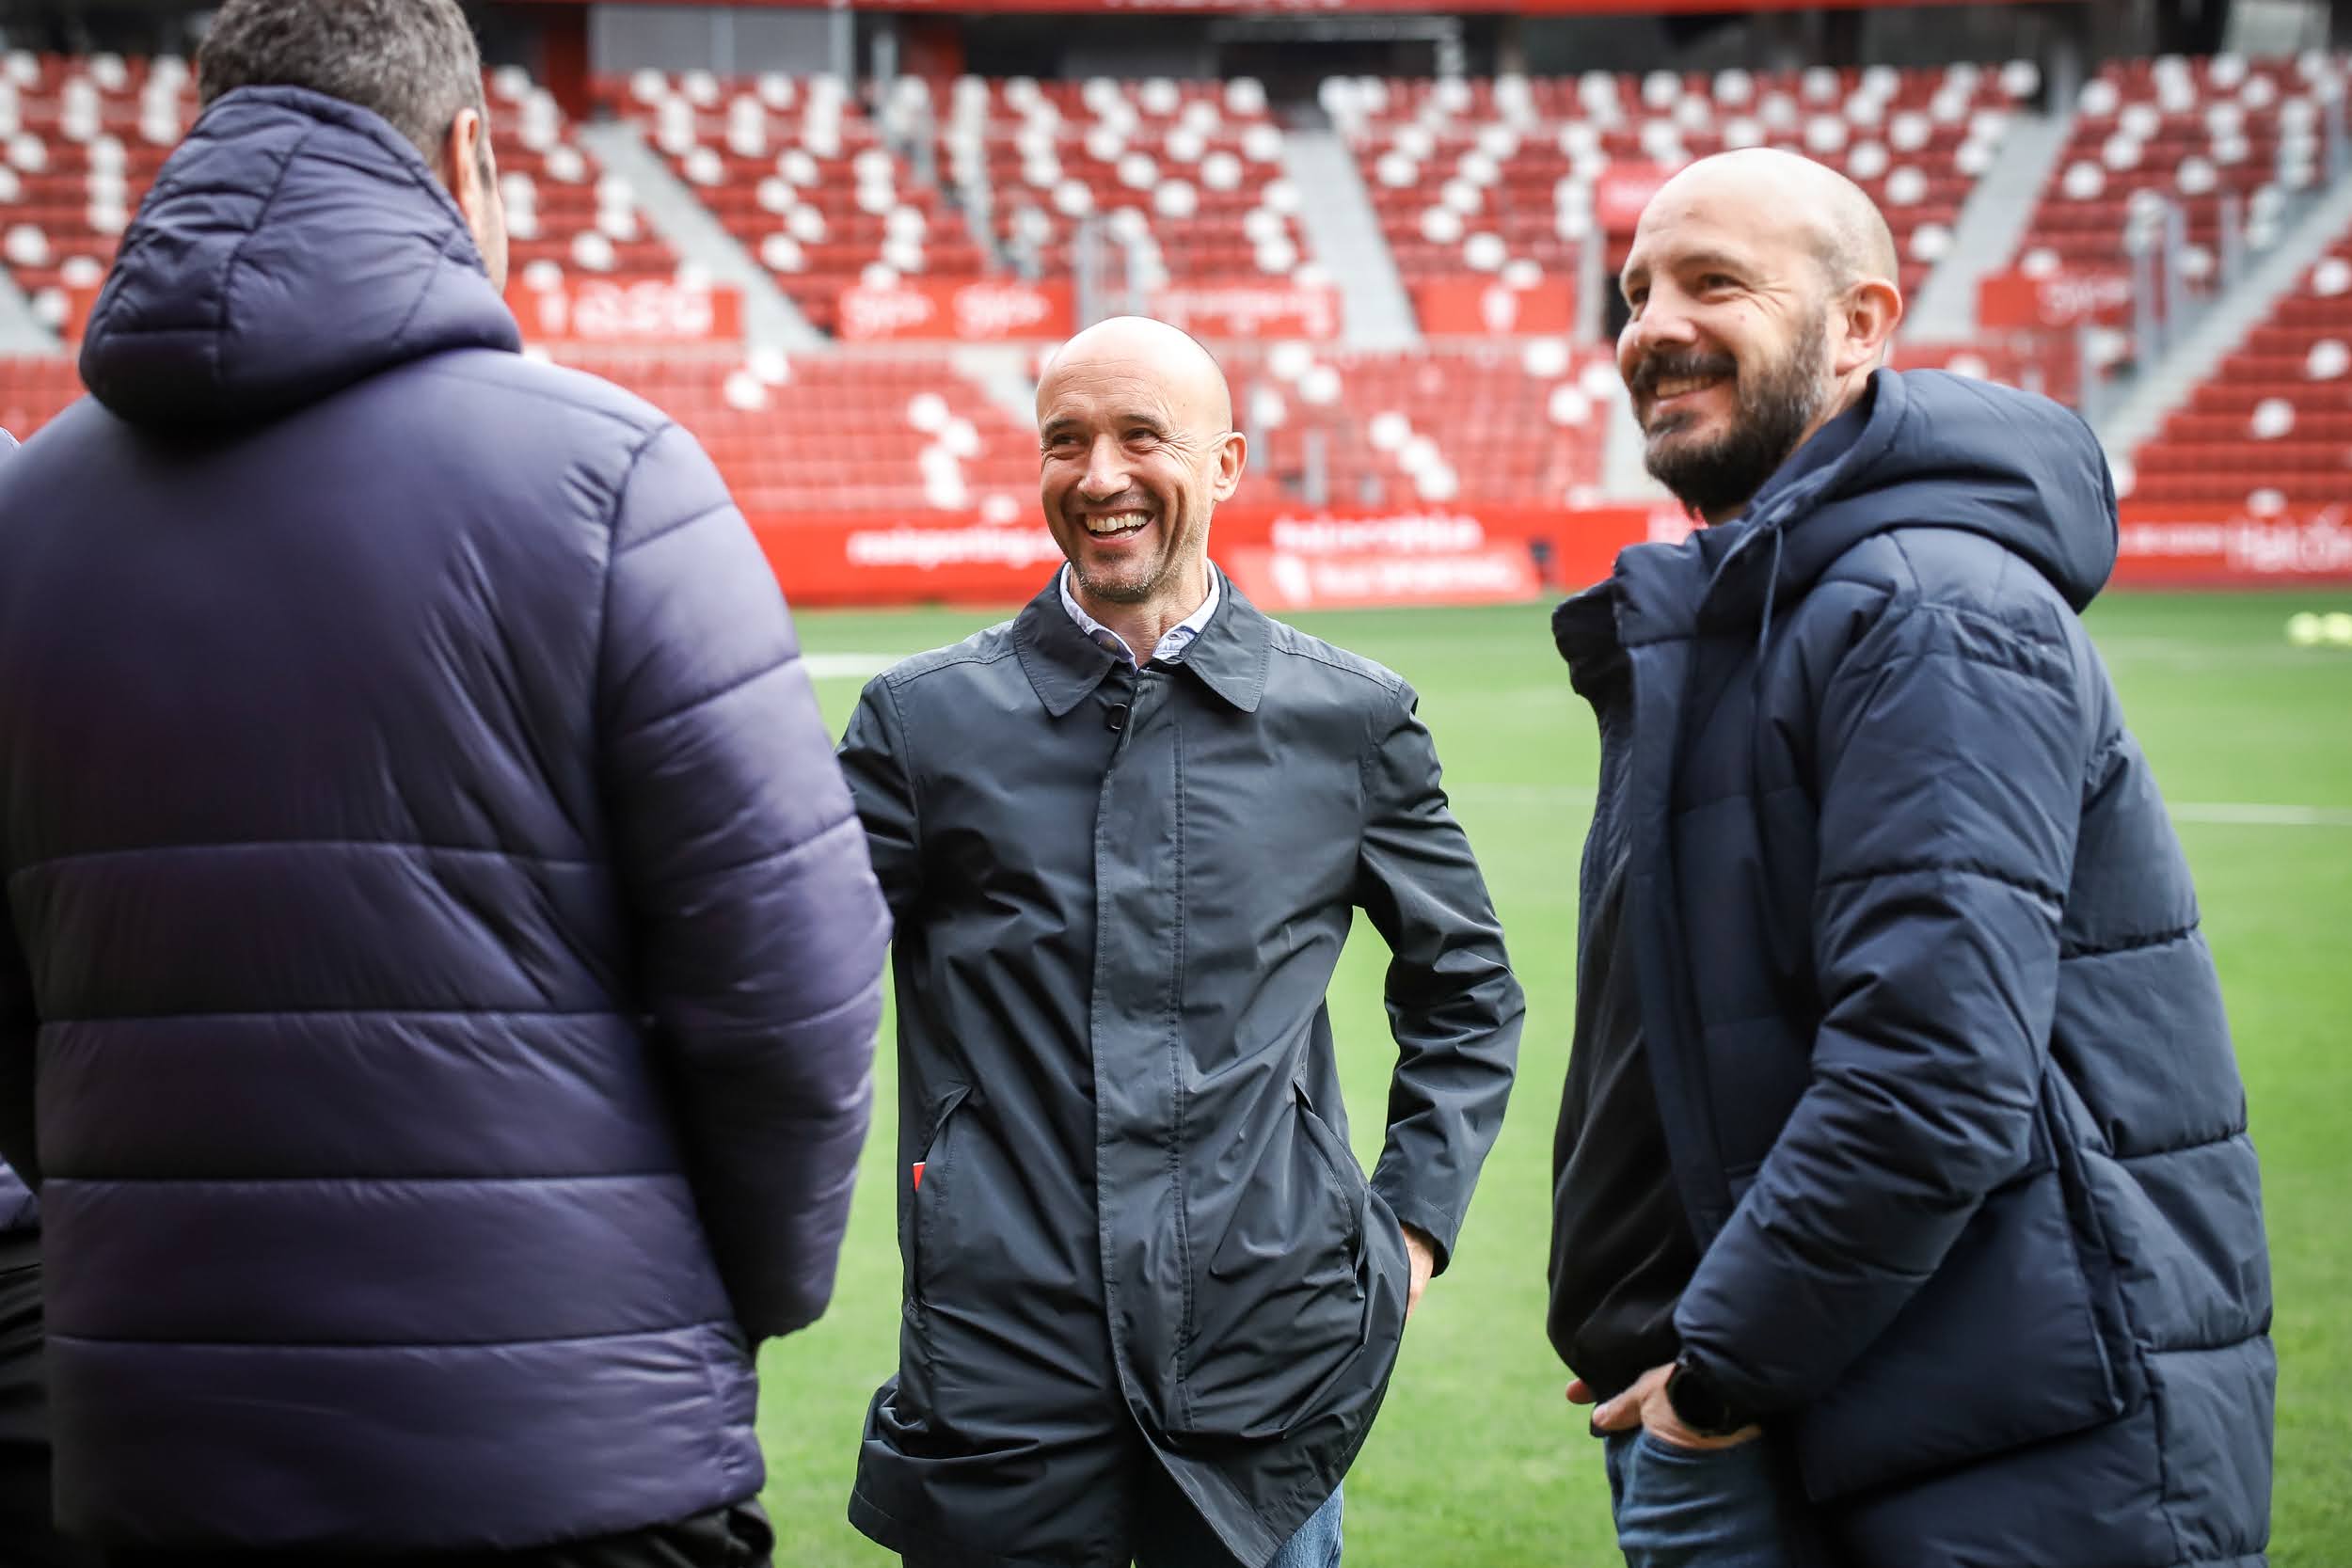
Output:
[{"xmin": 1058, "ymin": 564, "xmax": 1220, "ymax": 667}]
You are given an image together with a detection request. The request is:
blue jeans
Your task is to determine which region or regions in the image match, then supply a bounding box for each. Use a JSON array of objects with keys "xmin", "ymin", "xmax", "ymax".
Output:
[
  {"xmin": 1137, "ymin": 1484, "xmax": 1343, "ymax": 1568},
  {"xmin": 1603, "ymin": 1431, "xmax": 1789, "ymax": 1568}
]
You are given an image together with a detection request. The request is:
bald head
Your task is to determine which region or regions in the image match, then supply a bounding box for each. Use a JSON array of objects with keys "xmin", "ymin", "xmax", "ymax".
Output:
[
  {"xmin": 1652, "ymin": 149, "xmax": 1898, "ymax": 296},
  {"xmin": 1617, "ymin": 149, "xmax": 1906, "ymax": 522},
  {"xmin": 1034, "ymin": 314, "xmax": 1247, "ymax": 622},
  {"xmin": 1039, "ymin": 315, "xmax": 1233, "ymax": 432}
]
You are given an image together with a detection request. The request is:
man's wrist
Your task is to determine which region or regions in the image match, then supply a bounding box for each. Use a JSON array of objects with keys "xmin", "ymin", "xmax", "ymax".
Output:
[
  {"xmin": 1376, "ymin": 1186, "xmax": 1454, "ymax": 1274},
  {"xmin": 1663, "ymin": 1351, "xmax": 1752, "ymax": 1437}
]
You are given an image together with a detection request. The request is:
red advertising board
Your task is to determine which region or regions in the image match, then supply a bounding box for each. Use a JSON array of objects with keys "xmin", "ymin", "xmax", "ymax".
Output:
[
  {"xmin": 739, "ymin": 500, "xmax": 2352, "ymax": 610},
  {"xmin": 749, "ymin": 503, "xmax": 1652, "ymax": 608},
  {"xmin": 1977, "ymin": 270, "xmax": 2133, "ymax": 331},
  {"xmin": 1413, "ymin": 277, "xmax": 1576, "ymax": 336},
  {"xmin": 1225, "ymin": 545, "xmax": 1541, "ymax": 609},
  {"xmin": 508, "ymin": 278, "xmax": 743, "ymax": 344},
  {"xmin": 745, "ymin": 499, "xmax": 2346, "ymax": 608},
  {"xmin": 2112, "ymin": 505, "xmax": 2352, "ymax": 586},
  {"xmin": 1595, "ymin": 164, "xmax": 1675, "ymax": 233},
  {"xmin": 1150, "ymin": 282, "xmax": 1343, "ymax": 341},
  {"xmin": 837, "ymin": 278, "xmax": 1076, "ymax": 342}
]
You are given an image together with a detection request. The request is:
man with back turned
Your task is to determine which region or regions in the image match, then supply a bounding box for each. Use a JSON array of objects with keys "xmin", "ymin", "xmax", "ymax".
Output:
[{"xmin": 0, "ymin": 3, "xmax": 889, "ymax": 1561}]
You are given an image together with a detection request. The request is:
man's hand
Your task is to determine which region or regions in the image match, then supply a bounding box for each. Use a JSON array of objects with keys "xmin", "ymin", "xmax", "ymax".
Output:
[
  {"xmin": 1580, "ymin": 1362, "xmax": 1760, "ymax": 1451},
  {"xmin": 1402, "ymin": 1223, "xmax": 1437, "ymax": 1320}
]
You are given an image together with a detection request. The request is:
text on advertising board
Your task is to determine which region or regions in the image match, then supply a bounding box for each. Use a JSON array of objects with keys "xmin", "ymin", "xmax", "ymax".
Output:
[
  {"xmin": 507, "ymin": 278, "xmax": 743, "ymax": 343},
  {"xmin": 1151, "ymin": 282, "xmax": 1343, "ymax": 341},
  {"xmin": 837, "ymin": 278, "xmax": 1076, "ymax": 341},
  {"xmin": 1414, "ymin": 277, "xmax": 1577, "ymax": 336},
  {"xmin": 1976, "ymin": 269, "xmax": 2133, "ymax": 330}
]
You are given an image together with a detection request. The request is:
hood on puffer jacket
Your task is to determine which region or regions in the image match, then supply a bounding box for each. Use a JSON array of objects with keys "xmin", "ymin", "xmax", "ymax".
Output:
[
  {"xmin": 1726, "ymin": 367, "xmax": 2121, "ymax": 614},
  {"xmin": 79, "ymin": 86, "xmax": 520, "ymax": 430}
]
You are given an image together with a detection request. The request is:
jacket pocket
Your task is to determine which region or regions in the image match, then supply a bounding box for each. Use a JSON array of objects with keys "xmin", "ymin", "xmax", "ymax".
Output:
[
  {"xmin": 1174, "ymin": 1084, "xmax": 1400, "ymax": 1442},
  {"xmin": 1789, "ymin": 1092, "xmax": 2130, "ymax": 1500},
  {"xmin": 905, "ymin": 1085, "xmax": 970, "ymax": 1311},
  {"xmin": 1294, "ymin": 1085, "xmax": 1368, "ymax": 1269}
]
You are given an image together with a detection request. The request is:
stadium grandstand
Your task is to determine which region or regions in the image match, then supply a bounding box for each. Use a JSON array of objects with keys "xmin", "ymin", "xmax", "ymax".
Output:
[{"xmin": 0, "ymin": 0, "xmax": 2348, "ymax": 605}]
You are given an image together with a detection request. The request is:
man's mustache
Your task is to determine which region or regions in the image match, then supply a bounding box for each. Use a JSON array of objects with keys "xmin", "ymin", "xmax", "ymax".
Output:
[{"xmin": 1629, "ymin": 350, "xmax": 1738, "ymax": 398}]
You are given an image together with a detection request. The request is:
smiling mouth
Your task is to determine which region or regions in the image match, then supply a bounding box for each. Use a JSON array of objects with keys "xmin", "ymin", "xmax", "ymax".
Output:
[
  {"xmin": 1081, "ymin": 510, "xmax": 1152, "ymax": 538},
  {"xmin": 1649, "ymin": 373, "xmax": 1728, "ymax": 403}
]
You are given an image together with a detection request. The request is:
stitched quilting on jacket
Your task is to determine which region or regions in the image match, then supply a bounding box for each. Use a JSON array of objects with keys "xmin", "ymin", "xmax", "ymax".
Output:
[
  {"xmin": 1554, "ymin": 369, "xmax": 2272, "ymax": 1568},
  {"xmin": 0, "ymin": 87, "xmax": 888, "ymax": 1553}
]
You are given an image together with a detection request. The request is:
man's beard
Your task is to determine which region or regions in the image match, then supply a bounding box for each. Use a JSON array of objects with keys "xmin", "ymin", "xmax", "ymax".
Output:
[
  {"xmin": 1073, "ymin": 557, "xmax": 1160, "ymax": 604},
  {"xmin": 1066, "ymin": 496, "xmax": 1175, "ymax": 605},
  {"xmin": 1637, "ymin": 311, "xmax": 1831, "ymax": 519}
]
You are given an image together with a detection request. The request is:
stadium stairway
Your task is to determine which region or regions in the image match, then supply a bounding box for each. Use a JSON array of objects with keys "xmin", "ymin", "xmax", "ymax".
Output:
[
  {"xmin": 2097, "ymin": 165, "xmax": 2352, "ymax": 473},
  {"xmin": 573, "ymin": 118, "xmax": 826, "ymax": 354},
  {"xmin": 0, "ymin": 269, "xmax": 51, "ymax": 355},
  {"xmin": 1279, "ymin": 129, "xmax": 1420, "ymax": 351},
  {"xmin": 1908, "ymin": 103, "xmax": 2077, "ymax": 338},
  {"xmin": 957, "ymin": 344, "xmax": 1046, "ymax": 431},
  {"xmin": 1600, "ymin": 373, "xmax": 1660, "ymax": 503}
]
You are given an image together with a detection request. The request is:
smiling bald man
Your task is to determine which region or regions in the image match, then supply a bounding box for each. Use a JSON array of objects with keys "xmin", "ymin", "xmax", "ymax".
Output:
[
  {"xmin": 839, "ymin": 317, "xmax": 1523, "ymax": 1568},
  {"xmin": 1549, "ymin": 150, "xmax": 2272, "ymax": 1568}
]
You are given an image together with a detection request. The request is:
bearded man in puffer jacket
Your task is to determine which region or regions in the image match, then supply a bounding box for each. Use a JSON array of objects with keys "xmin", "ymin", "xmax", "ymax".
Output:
[{"xmin": 1551, "ymin": 150, "xmax": 2271, "ymax": 1568}]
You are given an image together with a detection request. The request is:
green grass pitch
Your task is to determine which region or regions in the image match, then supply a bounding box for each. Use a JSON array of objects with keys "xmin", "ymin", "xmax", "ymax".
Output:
[{"xmin": 759, "ymin": 590, "xmax": 2351, "ymax": 1567}]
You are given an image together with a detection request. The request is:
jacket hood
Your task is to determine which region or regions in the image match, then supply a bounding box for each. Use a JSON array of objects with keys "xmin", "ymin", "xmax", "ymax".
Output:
[
  {"xmin": 1732, "ymin": 368, "xmax": 2120, "ymax": 613},
  {"xmin": 79, "ymin": 86, "xmax": 520, "ymax": 429}
]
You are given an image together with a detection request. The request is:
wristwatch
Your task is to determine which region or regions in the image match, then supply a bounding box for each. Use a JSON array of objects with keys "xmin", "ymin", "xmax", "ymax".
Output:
[{"xmin": 1663, "ymin": 1351, "xmax": 1751, "ymax": 1437}]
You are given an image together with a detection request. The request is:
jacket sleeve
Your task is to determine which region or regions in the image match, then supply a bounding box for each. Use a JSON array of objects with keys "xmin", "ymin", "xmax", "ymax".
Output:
[
  {"xmin": 0, "ymin": 427, "xmax": 30, "ymax": 1221},
  {"xmin": 1354, "ymin": 679, "xmax": 1525, "ymax": 1272},
  {"xmin": 0, "ymin": 912, "xmax": 39, "ymax": 1211},
  {"xmin": 597, "ymin": 420, "xmax": 890, "ymax": 1341},
  {"xmin": 836, "ymin": 675, "xmax": 922, "ymax": 925},
  {"xmin": 1676, "ymin": 594, "xmax": 2083, "ymax": 1413}
]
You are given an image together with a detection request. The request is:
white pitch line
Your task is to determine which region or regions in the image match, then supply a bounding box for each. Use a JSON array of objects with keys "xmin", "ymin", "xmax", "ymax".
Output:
[
  {"xmin": 803, "ymin": 653, "xmax": 907, "ymax": 680},
  {"xmin": 1454, "ymin": 784, "xmax": 2352, "ymax": 828},
  {"xmin": 2171, "ymin": 803, "xmax": 2352, "ymax": 828}
]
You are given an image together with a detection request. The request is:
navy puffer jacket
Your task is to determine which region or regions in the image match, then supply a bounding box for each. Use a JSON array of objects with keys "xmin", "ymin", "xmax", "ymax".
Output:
[
  {"xmin": 1555, "ymin": 370, "xmax": 2271, "ymax": 1567},
  {"xmin": 0, "ymin": 87, "xmax": 888, "ymax": 1551}
]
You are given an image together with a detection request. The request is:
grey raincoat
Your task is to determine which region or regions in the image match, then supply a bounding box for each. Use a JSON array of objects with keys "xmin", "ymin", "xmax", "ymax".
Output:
[{"xmin": 840, "ymin": 571, "xmax": 1523, "ymax": 1568}]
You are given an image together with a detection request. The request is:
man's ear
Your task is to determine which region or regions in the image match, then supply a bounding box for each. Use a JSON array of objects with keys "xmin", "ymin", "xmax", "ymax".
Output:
[
  {"xmin": 1211, "ymin": 430, "xmax": 1248, "ymax": 502},
  {"xmin": 442, "ymin": 106, "xmax": 488, "ymax": 223},
  {"xmin": 1833, "ymin": 277, "xmax": 1903, "ymax": 376}
]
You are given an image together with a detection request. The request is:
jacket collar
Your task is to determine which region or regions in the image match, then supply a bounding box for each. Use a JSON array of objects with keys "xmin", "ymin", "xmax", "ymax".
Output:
[{"xmin": 1013, "ymin": 562, "xmax": 1269, "ymax": 717}]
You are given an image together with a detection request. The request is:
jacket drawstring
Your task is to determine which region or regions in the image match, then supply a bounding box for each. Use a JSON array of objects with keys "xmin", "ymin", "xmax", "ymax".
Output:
[
  {"xmin": 1754, "ymin": 523, "xmax": 1787, "ymax": 673},
  {"xmin": 1743, "ymin": 510, "xmax": 1800, "ymax": 1005}
]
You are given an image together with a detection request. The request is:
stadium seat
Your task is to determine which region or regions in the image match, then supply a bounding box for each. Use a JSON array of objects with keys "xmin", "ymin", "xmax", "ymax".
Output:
[
  {"xmin": 2010, "ymin": 52, "xmax": 2348, "ymax": 310},
  {"xmin": 2126, "ymin": 226, "xmax": 2352, "ymax": 506},
  {"xmin": 1327, "ymin": 62, "xmax": 2027, "ymax": 322},
  {"xmin": 0, "ymin": 53, "xmax": 680, "ymax": 324}
]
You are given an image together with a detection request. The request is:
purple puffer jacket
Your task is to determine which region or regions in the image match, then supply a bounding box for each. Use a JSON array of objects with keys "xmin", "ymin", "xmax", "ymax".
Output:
[
  {"xmin": 0, "ymin": 426, "xmax": 25, "ymax": 1237},
  {"xmin": 0, "ymin": 87, "xmax": 888, "ymax": 1552}
]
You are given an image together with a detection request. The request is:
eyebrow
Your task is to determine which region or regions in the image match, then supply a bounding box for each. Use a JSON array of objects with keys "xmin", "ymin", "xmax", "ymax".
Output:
[
  {"xmin": 1040, "ymin": 411, "xmax": 1172, "ymax": 439},
  {"xmin": 1620, "ymin": 246, "xmax": 1756, "ymax": 295}
]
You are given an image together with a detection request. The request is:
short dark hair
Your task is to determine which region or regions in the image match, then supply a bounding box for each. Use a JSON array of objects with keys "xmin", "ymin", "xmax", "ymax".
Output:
[{"xmin": 198, "ymin": 0, "xmax": 486, "ymax": 175}]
